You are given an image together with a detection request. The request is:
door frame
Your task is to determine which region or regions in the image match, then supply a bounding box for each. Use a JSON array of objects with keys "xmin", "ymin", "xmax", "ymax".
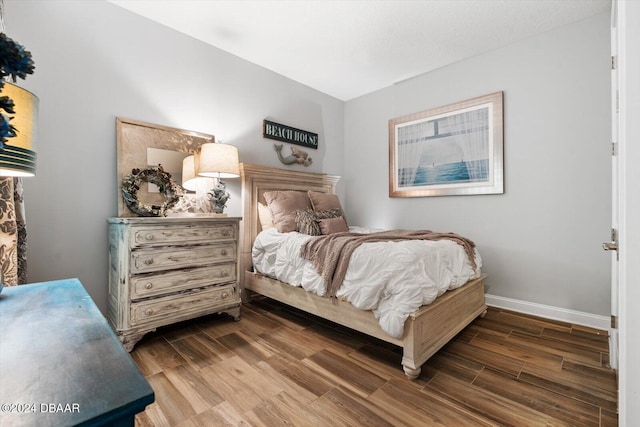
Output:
[
  {"xmin": 616, "ymin": 0, "xmax": 640, "ymax": 425},
  {"xmin": 609, "ymin": 0, "xmax": 619, "ymax": 371}
]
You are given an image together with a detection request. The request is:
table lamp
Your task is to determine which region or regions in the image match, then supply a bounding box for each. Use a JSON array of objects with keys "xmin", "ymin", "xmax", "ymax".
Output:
[
  {"xmin": 181, "ymin": 154, "xmax": 214, "ymax": 213},
  {"xmin": 197, "ymin": 142, "xmax": 239, "ymax": 214}
]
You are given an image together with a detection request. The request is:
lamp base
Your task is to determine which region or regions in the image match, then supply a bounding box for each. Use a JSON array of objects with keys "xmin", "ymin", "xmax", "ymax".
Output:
[
  {"xmin": 167, "ymin": 190, "xmax": 216, "ymax": 216},
  {"xmin": 207, "ymin": 179, "xmax": 230, "ymax": 215}
]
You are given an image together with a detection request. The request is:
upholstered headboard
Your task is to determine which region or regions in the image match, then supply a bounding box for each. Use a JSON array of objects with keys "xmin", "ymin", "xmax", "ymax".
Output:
[{"xmin": 239, "ymin": 163, "xmax": 340, "ymax": 294}]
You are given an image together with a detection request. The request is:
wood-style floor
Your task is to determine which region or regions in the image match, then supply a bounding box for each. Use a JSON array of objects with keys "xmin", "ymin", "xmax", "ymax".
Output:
[{"xmin": 132, "ymin": 298, "xmax": 617, "ymax": 426}]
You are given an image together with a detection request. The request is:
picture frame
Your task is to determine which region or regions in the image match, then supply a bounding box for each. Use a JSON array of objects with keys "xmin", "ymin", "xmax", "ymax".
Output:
[{"xmin": 389, "ymin": 91, "xmax": 504, "ymax": 197}]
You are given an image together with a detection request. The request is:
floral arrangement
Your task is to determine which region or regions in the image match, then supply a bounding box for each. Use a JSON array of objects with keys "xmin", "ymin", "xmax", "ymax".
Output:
[
  {"xmin": 0, "ymin": 32, "xmax": 35, "ymax": 148},
  {"xmin": 121, "ymin": 165, "xmax": 183, "ymax": 217}
]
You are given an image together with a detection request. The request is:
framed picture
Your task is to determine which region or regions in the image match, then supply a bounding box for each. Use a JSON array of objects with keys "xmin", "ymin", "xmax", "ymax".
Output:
[{"xmin": 389, "ymin": 91, "xmax": 503, "ymax": 197}]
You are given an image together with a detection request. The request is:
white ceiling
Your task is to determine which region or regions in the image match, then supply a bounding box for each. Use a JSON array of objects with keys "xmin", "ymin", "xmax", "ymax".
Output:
[{"xmin": 109, "ymin": 0, "xmax": 610, "ymax": 101}]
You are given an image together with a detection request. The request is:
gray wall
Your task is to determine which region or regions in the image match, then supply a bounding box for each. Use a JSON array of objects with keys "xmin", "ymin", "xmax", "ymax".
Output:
[
  {"xmin": 7, "ymin": 0, "xmax": 344, "ymax": 313},
  {"xmin": 344, "ymin": 12, "xmax": 611, "ymax": 316}
]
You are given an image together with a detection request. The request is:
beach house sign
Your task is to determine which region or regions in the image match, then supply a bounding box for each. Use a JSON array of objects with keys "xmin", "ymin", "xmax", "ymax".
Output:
[{"xmin": 263, "ymin": 119, "xmax": 318, "ymax": 149}]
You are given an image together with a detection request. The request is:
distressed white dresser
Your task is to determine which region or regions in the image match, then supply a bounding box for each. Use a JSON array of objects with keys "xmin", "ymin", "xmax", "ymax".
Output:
[{"xmin": 107, "ymin": 216, "xmax": 242, "ymax": 351}]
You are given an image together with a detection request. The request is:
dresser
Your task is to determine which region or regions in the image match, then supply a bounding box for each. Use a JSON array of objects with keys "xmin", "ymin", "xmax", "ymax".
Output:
[
  {"xmin": 0, "ymin": 279, "xmax": 154, "ymax": 426},
  {"xmin": 107, "ymin": 217, "xmax": 242, "ymax": 351}
]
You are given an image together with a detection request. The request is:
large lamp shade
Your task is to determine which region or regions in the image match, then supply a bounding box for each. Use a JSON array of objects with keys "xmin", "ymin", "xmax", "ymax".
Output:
[
  {"xmin": 0, "ymin": 82, "xmax": 38, "ymax": 177},
  {"xmin": 198, "ymin": 143, "xmax": 240, "ymax": 178}
]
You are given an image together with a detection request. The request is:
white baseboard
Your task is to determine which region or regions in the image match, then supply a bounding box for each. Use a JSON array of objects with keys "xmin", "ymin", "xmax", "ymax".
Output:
[{"xmin": 485, "ymin": 294, "xmax": 610, "ymax": 331}]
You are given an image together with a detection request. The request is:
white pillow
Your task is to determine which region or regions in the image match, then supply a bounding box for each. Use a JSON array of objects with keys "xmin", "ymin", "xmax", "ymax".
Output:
[{"xmin": 258, "ymin": 202, "xmax": 275, "ymax": 231}]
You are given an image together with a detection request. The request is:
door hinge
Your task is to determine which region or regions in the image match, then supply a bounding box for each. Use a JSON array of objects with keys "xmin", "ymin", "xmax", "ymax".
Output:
[
  {"xmin": 611, "ymin": 315, "xmax": 617, "ymax": 329},
  {"xmin": 611, "ymin": 56, "xmax": 617, "ymax": 70},
  {"xmin": 612, "ymin": 142, "xmax": 617, "ymax": 156}
]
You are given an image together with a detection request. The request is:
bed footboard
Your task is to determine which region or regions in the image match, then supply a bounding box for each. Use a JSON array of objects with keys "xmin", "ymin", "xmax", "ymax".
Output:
[
  {"xmin": 245, "ymin": 270, "xmax": 486, "ymax": 379},
  {"xmin": 400, "ymin": 275, "xmax": 487, "ymax": 379}
]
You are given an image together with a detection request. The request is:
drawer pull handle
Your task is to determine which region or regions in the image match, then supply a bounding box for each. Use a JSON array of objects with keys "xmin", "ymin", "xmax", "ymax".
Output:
[
  {"xmin": 145, "ymin": 234, "xmax": 154, "ymax": 240},
  {"xmin": 221, "ymin": 292, "xmax": 229, "ymax": 299},
  {"xmin": 145, "ymin": 308, "xmax": 154, "ymax": 316},
  {"xmin": 222, "ymin": 230, "xmax": 230, "ymax": 236},
  {"xmin": 143, "ymin": 258, "xmax": 154, "ymax": 265},
  {"xmin": 221, "ymin": 249, "xmax": 228, "ymax": 256},
  {"xmin": 220, "ymin": 270, "xmax": 229, "ymax": 278},
  {"xmin": 145, "ymin": 282, "xmax": 153, "ymax": 290}
]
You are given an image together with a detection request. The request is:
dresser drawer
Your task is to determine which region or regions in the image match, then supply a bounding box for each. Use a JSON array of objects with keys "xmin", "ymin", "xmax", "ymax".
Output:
[
  {"xmin": 130, "ymin": 284, "xmax": 237, "ymax": 326},
  {"xmin": 131, "ymin": 224, "xmax": 237, "ymax": 248},
  {"xmin": 131, "ymin": 243, "xmax": 236, "ymax": 273},
  {"xmin": 131, "ymin": 264, "xmax": 236, "ymax": 300}
]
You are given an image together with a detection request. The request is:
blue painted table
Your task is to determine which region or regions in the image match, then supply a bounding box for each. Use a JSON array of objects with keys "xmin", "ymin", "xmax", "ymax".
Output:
[{"xmin": 0, "ymin": 278, "xmax": 154, "ymax": 426}]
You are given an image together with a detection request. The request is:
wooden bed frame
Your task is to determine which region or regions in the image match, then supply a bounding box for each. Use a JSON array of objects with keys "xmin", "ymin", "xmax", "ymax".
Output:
[{"xmin": 239, "ymin": 163, "xmax": 487, "ymax": 379}]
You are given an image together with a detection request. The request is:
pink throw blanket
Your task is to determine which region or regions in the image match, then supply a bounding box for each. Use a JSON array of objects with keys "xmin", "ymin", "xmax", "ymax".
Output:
[{"xmin": 299, "ymin": 230, "xmax": 478, "ymax": 298}]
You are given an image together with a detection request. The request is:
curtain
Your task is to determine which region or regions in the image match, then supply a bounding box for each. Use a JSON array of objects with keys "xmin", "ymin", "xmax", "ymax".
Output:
[
  {"xmin": 0, "ymin": 177, "xmax": 27, "ymax": 285},
  {"xmin": 445, "ymin": 107, "xmax": 490, "ymax": 182},
  {"xmin": 397, "ymin": 120, "xmax": 434, "ymax": 186}
]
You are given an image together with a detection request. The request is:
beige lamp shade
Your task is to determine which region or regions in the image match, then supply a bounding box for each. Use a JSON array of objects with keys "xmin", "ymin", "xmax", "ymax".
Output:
[
  {"xmin": 181, "ymin": 154, "xmax": 213, "ymax": 191},
  {"xmin": 0, "ymin": 82, "xmax": 38, "ymax": 177},
  {"xmin": 198, "ymin": 143, "xmax": 240, "ymax": 178},
  {"xmin": 181, "ymin": 154, "xmax": 198, "ymax": 191}
]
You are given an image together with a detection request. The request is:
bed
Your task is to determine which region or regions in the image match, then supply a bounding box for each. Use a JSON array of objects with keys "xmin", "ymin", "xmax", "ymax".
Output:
[{"xmin": 239, "ymin": 163, "xmax": 487, "ymax": 379}]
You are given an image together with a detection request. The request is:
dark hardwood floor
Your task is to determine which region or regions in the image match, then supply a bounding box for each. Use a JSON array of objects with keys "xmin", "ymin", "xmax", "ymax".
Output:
[{"xmin": 132, "ymin": 298, "xmax": 617, "ymax": 426}]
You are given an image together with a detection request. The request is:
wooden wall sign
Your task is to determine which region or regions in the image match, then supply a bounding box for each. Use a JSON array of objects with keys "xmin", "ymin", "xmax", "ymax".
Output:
[{"xmin": 263, "ymin": 119, "xmax": 318, "ymax": 149}]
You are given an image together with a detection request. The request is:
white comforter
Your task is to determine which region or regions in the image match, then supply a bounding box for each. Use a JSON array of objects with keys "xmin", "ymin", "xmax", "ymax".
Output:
[{"xmin": 251, "ymin": 227, "xmax": 482, "ymax": 338}]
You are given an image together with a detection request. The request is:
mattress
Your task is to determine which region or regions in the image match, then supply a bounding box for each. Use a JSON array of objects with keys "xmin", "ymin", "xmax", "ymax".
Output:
[{"xmin": 251, "ymin": 227, "xmax": 482, "ymax": 338}]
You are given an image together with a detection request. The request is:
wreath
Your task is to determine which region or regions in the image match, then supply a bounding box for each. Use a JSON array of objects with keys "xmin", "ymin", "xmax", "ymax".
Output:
[{"xmin": 121, "ymin": 165, "xmax": 182, "ymax": 217}]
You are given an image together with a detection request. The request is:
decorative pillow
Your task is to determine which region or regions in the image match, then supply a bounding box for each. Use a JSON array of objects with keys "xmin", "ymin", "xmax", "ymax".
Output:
[
  {"xmin": 296, "ymin": 209, "xmax": 322, "ymax": 236},
  {"xmin": 257, "ymin": 202, "xmax": 275, "ymax": 231},
  {"xmin": 295, "ymin": 208, "xmax": 346, "ymax": 236},
  {"xmin": 308, "ymin": 191, "xmax": 343, "ymax": 212},
  {"xmin": 314, "ymin": 208, "xmax": 345, "ymax": 221},
  {"xmin": 263, "ymin": 190, "xmax": 311, "ymax": 233},
  {"xmin": 319, "ymin": 216, "xmax": 349, "ymax": 235}
]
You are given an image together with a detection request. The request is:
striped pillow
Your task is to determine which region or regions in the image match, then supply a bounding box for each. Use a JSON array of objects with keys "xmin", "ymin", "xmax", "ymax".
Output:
[{"xmin": 296, "ymin": 208, "xmax": 346, "ymax": 236}]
